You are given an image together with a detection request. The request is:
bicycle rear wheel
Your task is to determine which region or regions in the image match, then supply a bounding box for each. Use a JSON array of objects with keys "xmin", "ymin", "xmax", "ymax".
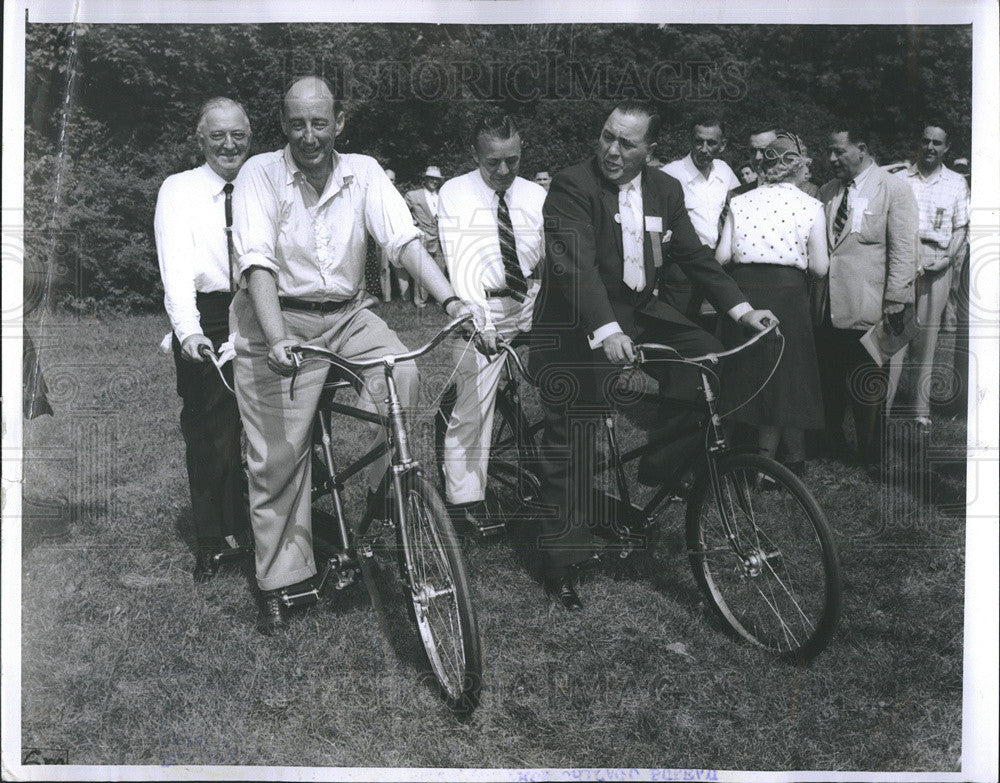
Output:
[
  {"xmin": 392, "ymin": 470, "xmax": 482, "ymax": 714},
  {"xmin": 685, "ymin": 452, "xmax": 841, "ymax": 662}
]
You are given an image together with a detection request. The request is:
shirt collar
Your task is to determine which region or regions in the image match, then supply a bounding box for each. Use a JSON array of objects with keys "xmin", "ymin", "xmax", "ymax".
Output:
[
  {"xmin": 906, "ymin": 161, "xmax": 944, "ymax": 183},
  {"xmin": 679, "ymin": 152, "xmax": 721, "ymax": 184},
  {"xmin": 281, "ymin": 145, "xmax": 354, "ymax": 196},
  {"xmin": 199, "ymin": 162, "xmax": 230, "ymax": 195},
  {"xmin": 618, "ymin": 170, "xmax": 643, "ymax": 193},
  {"xmin": 848, "ymin": 160, "xmax": 877, "ymax": 191}
]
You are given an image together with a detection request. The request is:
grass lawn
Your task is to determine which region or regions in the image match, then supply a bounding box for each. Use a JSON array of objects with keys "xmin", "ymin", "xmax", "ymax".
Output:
[{"xmin": 18, "ymin": 305, "xmax": 966, "ymax": 772}]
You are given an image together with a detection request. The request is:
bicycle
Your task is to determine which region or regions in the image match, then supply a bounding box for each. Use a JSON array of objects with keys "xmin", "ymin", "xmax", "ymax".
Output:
[
  {"xmin": 434, "ymin": 323, "xmax": 842, "ymax": 663},
  {"xmin": 206, "ymin": 317, "xmax": 483, "ymax": 714}
]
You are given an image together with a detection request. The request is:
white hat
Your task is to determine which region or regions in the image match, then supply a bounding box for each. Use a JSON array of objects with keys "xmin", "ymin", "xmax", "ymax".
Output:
[{"xmin": 423, "ymin": 166, "xmax": 443, "ymax": 179}]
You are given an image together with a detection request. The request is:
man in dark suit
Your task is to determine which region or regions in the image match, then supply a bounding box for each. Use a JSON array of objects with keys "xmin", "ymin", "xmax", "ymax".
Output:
[{"xmin": 529, "ymin": 101, "xmax": 775, "ymax": 609}]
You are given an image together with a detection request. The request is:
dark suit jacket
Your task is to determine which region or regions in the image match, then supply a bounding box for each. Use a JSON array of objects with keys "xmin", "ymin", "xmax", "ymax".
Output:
[{"xmin": 530, "ymin": 157, "xmax": 745, "ymax": 374}]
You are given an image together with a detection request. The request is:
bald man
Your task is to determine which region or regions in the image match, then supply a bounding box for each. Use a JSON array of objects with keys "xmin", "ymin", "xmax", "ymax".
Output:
[
  {"xmin": 155, "ymin": 97, "xmax": 252, "ymax": 582},
  {"xmin": 230, "ymin": 76, "xmax": 473, "ymax": 634}
]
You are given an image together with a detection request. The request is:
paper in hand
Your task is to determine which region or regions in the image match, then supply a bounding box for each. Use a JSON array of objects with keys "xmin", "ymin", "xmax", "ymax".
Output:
[{"xmin": 859, "ymin": 307, "xmax": 918, "ymax": 366}]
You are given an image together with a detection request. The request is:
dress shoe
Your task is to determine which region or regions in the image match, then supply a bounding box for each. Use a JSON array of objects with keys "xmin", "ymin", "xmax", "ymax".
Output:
[
  {"xmin": 543, "ymin": 571, "xmax": 583, "ymax": 611},
  {"xmin": 193, "ymin": 537, "xmax": 229, "ymax": 583},
  {"xmin": 257, "ymin": 589, "xmax": 288, "ymax": 636}
]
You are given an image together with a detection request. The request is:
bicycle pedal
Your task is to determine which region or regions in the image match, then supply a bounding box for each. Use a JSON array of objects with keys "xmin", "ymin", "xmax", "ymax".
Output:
[
  {"xmin": 280, "ymin": 588, "xmax": 319, "ymax": 608},
  {"xmin": 472, "ymin": 522, "xmax": 506, "ymax": 539}
]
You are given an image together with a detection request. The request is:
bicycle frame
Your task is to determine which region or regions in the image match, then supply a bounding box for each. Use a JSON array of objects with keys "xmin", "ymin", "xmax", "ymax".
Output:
[{"xmin": 494, "ymin": 322, "xmax": 782, "ymax": 554}]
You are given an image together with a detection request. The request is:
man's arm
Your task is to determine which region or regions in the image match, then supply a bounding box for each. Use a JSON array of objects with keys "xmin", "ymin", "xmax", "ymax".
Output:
[
  {"xmin": 542, "ymin": 172, "xmax": 617, "ymax": 337},
  {"xmin": 246, "ymin": 267, "xmax": 297, "ymax": 376},
  {"xmin": 883, "ymin": 177, "xmax": 919, "ymax": 312},
  {"xmin": 154, "ymin": 178, "xmax": 210, "ymax": 361}
]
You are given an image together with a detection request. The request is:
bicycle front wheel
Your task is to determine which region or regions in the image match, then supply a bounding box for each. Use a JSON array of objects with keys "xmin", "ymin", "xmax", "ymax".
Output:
[
  {"xmin": 685, "ymin": 453, "xmax": 841, "ymax": 662},
  {"xmin": 393, "ymin": 470, "xmax": 482, "ymax": 714}
]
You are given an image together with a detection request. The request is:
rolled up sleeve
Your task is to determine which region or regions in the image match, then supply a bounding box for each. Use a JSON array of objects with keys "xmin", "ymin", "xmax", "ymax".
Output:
[
  {"xmin": 233, "ymin": 158, "xmax": 281, "ymax": 281},
  {"xmin": 364, "ymin": 166, "xmax": 421, "ymax": 266}
]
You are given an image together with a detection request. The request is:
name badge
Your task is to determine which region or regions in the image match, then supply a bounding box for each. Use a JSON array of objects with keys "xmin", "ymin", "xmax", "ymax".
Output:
[
  {"xmin": 645, "ymin": 215, "xmax": 663, "ymax": 233},
  {"xmin": 850, "ymin": 196, "xmax": 869, "ymax": 234}
]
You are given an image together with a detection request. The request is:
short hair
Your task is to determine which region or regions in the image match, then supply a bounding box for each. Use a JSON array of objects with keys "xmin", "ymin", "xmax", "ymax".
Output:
[
  {"xmin": 612, "ymin": 100, "xmax": 662, "ymax": 145},
  {"xmin": 281, "ymin": 74, "xmax": 340, "ymax": 117},
  {"xmin": 692, "ymin": 113, "xmax": 726, "ymax": 137},
  {"xmin": 748, "ymin": 121, "xmax": 779, "ymax": 138},
  {"xmin": 921, "ymin": 120, "xmax": 950, "ymax": 142},
  {"xmin": 471, "ymin": 112, "xmax": 519, "ymax": 150},
  {"xmin": 830, "ymin": 124, "xmax": 872, "ymax": 146},
  {"xmin": 196, "ymin": 97, "xmax": 249, "ymax": 135}
]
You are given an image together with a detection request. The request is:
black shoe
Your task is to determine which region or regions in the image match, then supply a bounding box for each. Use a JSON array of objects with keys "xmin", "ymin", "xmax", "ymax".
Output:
[
  {"xmin": 257, "ymin": 589, "xmax": 288, "ymax": 635},
  {"xmin": 193, "ymin": 537, "xmax": 230, "ymax": 583},
  {"xmin": 543, "ymin": 571, "xmax": 583, "ymax": 611}
]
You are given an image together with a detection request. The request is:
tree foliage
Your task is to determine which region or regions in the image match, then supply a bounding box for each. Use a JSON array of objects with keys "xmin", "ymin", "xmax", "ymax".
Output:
[{"xmin": 23, "ymin": 22, "xmax": 972, "ymax": 311}]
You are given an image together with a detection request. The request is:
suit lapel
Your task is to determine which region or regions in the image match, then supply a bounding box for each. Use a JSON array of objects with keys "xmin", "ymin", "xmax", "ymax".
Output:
[
  {"xmin": 640, "ymin": 171, "xmax": 661, "ymax": 284},
  {"xmin": 599, "ymin": 182, "xmax": 624, "ymax": 268}
]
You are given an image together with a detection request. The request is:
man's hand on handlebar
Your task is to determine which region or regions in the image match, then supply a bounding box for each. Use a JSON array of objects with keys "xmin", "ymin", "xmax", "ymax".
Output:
[
  {"xmin": 602, "ymin": 332, "xmax": 636, "ymax": 365},
  {"xmin": 475, "ymin": 328, "xmax": 500, "ymax": 357},
  {"xmin": 181, "ymin": 334, "xmax": 213, "ymax": 363},
  {"xmin": 738, "ymin": 309, "xmax": 779, "ymax": 333},
  {"xmin": 268, "ymin": 338, "xmax": 298, "ymax": 376}
]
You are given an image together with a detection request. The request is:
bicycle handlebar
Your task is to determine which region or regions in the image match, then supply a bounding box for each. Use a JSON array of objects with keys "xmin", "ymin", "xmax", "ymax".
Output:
[
  {"xmin": 635, "ymin": 319, "xmax": 780, "ymax": 366},
  {"xmin": 198, "ymin": 344, "xmax": 237, "ymax": 396},
  {"xmin": 290, "ymin": 313, "xmax": 474, "ymax": 375},
  {"xmin": 496, "ymin": 320, "xmax": 780, "ymax": 389}
]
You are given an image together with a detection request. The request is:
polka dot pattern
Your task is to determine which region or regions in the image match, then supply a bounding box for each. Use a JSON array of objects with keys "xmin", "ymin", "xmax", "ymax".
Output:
[{"xmin": 730, "ymin": 183, "xmax": 823, "ymax": 269}]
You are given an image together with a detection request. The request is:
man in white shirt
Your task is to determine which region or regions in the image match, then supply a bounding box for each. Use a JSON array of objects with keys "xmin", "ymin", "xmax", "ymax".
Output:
[
  {"xmin": 230, "ymin": 76, "xmax": 471, "ymax": 634},
  {"xmin": 660, "ymin": 116, "xmax": 740, "ymax": 321},
  {"xmin": 438, "ymin": 113, "xmax": 546, "ymax": 533},
  {"xmin": 887, "ymin": 123, "xmax": 969, "ymax": 427},
  {"xmin": 154, "ymin": 97, "xmax": 252, "ymax": 582}
]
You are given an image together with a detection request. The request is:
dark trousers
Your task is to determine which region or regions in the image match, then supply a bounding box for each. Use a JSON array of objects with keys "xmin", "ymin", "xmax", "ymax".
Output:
[
  {"xmin": 171, "ymin": 291, "xmax": 248, "ymax": 543},
  {"xmin": 536, "ymin": 312, "xmax": 721, "ymax": 570},
  {"xmin": 815, "ymin": 324, "xmax": 886, "ymax": 465}
]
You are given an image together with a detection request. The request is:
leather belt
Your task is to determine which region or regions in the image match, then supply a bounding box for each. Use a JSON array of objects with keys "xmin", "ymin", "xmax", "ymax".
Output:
[
  {"xmin": 485, "ymin": 288, "xmax": 526, "ymax": 300},
  {"xmin": 278, "ymin": 296, "xmax": 353, "ymax": 313}
]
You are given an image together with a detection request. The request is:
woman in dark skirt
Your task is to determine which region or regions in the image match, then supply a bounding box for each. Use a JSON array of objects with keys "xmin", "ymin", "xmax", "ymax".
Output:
[{"xmin": 715, "ymin": 131, "xmax": 829, "ymax": 469}]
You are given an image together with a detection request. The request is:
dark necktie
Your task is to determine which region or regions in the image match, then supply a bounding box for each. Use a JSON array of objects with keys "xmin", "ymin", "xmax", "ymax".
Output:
[
  {"xmin": 224, "ymin": 182, "xmax": 235, "ymax": 292},
  {"xmin": 833, "ymin": 180, "xmax": 852, "ymax": 241},
  {"xmin": 496, "ymin": 190, "xmax": 527, "ymax": 302}
]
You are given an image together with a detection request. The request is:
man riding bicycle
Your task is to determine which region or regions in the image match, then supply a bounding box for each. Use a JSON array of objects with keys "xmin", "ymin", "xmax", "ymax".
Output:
[{"xmin": 230, "ymin": 76, "xmax": 474, "ymax": 634}]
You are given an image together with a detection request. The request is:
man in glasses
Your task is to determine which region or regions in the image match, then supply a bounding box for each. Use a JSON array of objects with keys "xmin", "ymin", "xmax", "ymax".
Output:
[{"xmin": 154, "ymin": 97, "xmax": 252, "ymax": 582}]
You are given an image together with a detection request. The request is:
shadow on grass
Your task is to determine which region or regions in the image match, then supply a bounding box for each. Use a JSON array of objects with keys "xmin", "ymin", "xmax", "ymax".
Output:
[{"xmin": 22, "ymin": 495, "xmax": 108, "ymax": 551}]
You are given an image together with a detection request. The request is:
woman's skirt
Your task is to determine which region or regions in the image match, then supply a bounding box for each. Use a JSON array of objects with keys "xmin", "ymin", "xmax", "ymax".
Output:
[{"xmin": 720, "ymin": 263, "xmax": 824, "ymax": 429}]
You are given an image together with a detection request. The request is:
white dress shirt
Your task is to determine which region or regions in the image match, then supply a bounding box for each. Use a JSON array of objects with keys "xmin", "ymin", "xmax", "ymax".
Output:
[
  {"xmin": 233, "ymin": 146, "xmax": 420, "ymax": 301},
  {"xmin": 662, "ymin": 153, "xmax": 739, "ymax": 247},
  {"xmin": 423, "ymin": 187, "xmax": 440, "ymax": 218},
  {"xmin": 154, "ymin": 163, "xmax": 234, "ymax": 344},
  {"xmin": 438, "ymin": 170, "xmax": 546, "ymax": 330}
]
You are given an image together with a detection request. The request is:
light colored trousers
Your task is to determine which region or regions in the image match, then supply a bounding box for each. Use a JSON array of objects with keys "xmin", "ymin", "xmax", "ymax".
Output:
[
  {"xmin": 230, "ymin": 290, "xmax": 418, "ymax": 591},
  {"xmin": 443, "ymin": 287, "xmax": 536, "ymax": 505},
  {"xmin": 887, "ymin": 243, "xmax": 953, "ymax": 418}
]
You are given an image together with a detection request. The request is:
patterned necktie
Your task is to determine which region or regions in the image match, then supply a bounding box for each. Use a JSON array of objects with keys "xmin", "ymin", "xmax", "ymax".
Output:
[
  {"xmin": 833, "ymin": 179, "xmax": 853, "ymax": 241},
  {"xmin": 223, "ymin": 183, "xmax": 235, "ymax": 292},
  {"xmin": 621, "ymin": 184, "xmax": 645, "ymax": 291},
  {"xmin": 496, "ymin": 190, "xmax": 527, "ymax": 301}
]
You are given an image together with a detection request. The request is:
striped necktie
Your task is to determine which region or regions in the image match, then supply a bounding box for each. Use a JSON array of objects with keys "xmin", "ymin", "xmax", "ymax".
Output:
[
  {"xmin": 496, "ymin": 190, "xmax": 527, "ymax": 301},
  {"xmin": 833, "ymin": 179, "xmax": 853, "ymax": 241}
]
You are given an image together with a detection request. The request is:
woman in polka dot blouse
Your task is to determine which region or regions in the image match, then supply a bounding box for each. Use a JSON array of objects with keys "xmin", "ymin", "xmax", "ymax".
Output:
[{"xmin": 715, "ymin": 131, "xmax": 830, "ymax": 472}]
